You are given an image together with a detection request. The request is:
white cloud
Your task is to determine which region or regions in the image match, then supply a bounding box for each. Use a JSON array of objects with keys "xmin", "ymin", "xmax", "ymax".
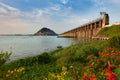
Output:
[
  {"xmin": 0, "ymin": 2, "xmax": 19, "ymax": 11},
  {"xmin": 61, "ymin": 0, "xmax": 69, "ymax": 4},
  {"xmin": 0, "ymin": 2, "xmax": 88, "ymax": 34},
  {"xmin": 0, "ymin": 2, "xmax": 21, "ymax": 17}
]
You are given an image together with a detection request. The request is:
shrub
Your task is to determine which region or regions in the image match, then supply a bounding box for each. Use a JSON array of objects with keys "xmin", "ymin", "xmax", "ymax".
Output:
[
  {"xmin": 0, "ymin": 51, "xmax": 11, "ymax": 66},
  {"xmin": 38, "ymin": 52, "xmax": 54, "ymax": 64}
]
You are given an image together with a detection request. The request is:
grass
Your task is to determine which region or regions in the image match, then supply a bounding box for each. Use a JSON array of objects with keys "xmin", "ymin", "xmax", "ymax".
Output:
[{"xmin": 98, "ymin": 25, "xmax": 120, "ymax": 37}]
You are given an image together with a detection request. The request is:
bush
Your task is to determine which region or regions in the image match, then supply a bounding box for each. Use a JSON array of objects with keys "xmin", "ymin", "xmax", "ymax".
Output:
[
  {"xmin": 38, "ymin": 52, "xmax": 54, "ymax": 64},
  {"xmin": 0, "ymin": 51, "xmax": 11, "ymax": 66}
]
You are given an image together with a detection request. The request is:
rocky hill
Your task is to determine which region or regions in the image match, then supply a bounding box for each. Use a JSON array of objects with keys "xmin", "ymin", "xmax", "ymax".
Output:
[{"xmin": 34, "ymin": 27, "xmax": 57, "ymax": 36}]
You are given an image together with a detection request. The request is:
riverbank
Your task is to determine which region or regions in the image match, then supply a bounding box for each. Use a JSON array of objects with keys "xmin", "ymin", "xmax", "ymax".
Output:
[{"xmin": 0, "ymin": 37, "xmax": 120, "ymax": 80}]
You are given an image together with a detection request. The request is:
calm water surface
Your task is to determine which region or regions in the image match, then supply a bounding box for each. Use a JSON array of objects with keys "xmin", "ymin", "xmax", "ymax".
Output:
[{"xmin": 0, "ymin": 36, "xmax": 77, "ymax": 61}]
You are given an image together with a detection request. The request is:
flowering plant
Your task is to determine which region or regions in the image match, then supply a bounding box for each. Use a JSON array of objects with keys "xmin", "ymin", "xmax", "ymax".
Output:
[{"xmin": 83, "ymin": 47, "xmax": 120, "ymax": 80}]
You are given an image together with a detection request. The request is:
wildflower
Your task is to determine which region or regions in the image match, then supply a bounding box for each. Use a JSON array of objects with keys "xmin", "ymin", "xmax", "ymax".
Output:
[
  {"xmin": 10, "ymin": 71, "xmax": 14, "ymax": 74},
  {"xmin": 90, "ymin": 75, "xmax": 97, "ymax": 80},
  {"xmin": 105, "ymin": 61, "xmax": 118, "ymax": 80},
  {"xmin": 6, "ymin": 74, "xmax": 9, "ymax": 77},
  {"xmin": 14, "ymin": 69, "xmax": 17, "ymax": 72},
  {"xmin": 102, "ymin": 53, "xmax": 109, "ymax": 57},
  {"xmin": 83, "ymin": 74, "xmax": 88, "ymax": 80},
  {"xmin": 87, "ymin": 54, "xmax": 94, "ymax": 59},
  {"xmin": 107, "ymin": 47, "xmax": 116, "ymax": 51},
  {"xmin": 89, "ymin": 62, "xmax": 94, "ymax": 66},
  {"xmin": 116, "ymin": 58, "xmax": 120, "ymax": 60},
  {"xmin": 104, "ymin": 72, "xmax": 118, "ymax": 80},
  {"xmin": 108, "ymin": 61, "xmax": 111, "ymax": 68},
  {"xmin": 117, "ymin": 52, "xmax": 120, "ymax": 55},
  {"xmin": 7, "ymin": 70, "xmax": 11, "ymax": 73},
  {"xmin": 107, "ymin": 47, "xmax": 113, "ymax": 51},
  {"xmin": 110, "ymin": 53, "xmax": 116, "ymax": 56}
]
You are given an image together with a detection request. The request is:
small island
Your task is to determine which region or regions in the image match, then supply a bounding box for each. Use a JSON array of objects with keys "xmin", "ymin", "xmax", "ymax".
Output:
[{"xmin": 34, "ymin": 27, "xmax": 57, "ymax": 36}]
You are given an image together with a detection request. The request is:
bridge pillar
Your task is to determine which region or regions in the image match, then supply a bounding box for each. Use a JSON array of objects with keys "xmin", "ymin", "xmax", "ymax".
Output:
[
  {"xmin": 90, "ymin": 24, "xmax": 93, "ymax": 39},
  {"xmin": 99, "ymin": 20, "xmax": 102, "ymax": 28},
  {"xmin": 102, "ymin": 14, "xmax": 109, "ymax": 28}
]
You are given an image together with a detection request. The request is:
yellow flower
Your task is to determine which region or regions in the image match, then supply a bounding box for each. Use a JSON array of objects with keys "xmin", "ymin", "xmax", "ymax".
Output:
[
  {"xmin": 6, "ymin": 74, "xmax": 9, "ymax": 77},
  {"xmin": 14, "ymin": 69, "xmax": 17, "ymax": 72},
  {"xmin": 7, "ymin": 70, "xmax": 11, "ymax": 73},
  {"xmin": 10, "ymin": 71, "xmax": 14, "ymax": 74},
  {"xmin": 17, "ymin": 69, "xmax": 20, "ymax": 72}
]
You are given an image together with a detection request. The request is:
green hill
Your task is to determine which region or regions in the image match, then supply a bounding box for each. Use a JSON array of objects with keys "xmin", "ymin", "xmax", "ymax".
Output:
[{"xmin": 98, "ymin": 24, "xmax": 120, "ymax": 37}]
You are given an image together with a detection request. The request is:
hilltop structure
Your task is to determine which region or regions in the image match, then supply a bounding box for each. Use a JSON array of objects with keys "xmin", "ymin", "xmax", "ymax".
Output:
[
  {"xmin": 34, "ymin": 27, "xmax": 57, "ymax": 36},
  {"xmin": 60, "ymin": 13, "xmax": 109, "ymax": 40}
]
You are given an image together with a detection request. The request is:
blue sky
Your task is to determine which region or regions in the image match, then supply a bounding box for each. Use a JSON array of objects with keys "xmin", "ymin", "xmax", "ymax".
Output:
[{"xmin": 0, "ymin": 0, "xmax": 120, "ymax": 34}]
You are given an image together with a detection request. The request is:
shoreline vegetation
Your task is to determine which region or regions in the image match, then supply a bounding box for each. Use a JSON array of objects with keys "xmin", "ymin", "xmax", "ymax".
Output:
[{"xmin": 0, "ymin": 25, "xmax": 120, "ymax": 80}]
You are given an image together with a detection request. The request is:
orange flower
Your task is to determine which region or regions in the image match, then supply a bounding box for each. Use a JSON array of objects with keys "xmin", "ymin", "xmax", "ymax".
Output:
[
  {"xmin": 89, "ymin": 62, "xmax": 94, "ymax": 66},
  {"xmin": 87, "ymin": 54, "xmax": 94, "ymax": 59},
  {"xmin": 105, "ymin": 61, "xmax": 118, "ymax": 80},
  {"xmin": 83, "ymin": 74, "xmax": 88, "ymax": 80},
  {"xmin": 108, "ymin": 61, "xmax": 111, "ymax": 67},
  {"xmin": 117, "ymin": 52, "xmax": 120, "ymax": 55},
  {"xmin": 102, "ymin": 53, "xmax": 110, "ymax": 57},
  {"xmin": 105, "ymin": 72, "xmax": 118, "ymax": 80},
  {"xmin": 90, "ymin": 75, "xmax": 97, "ymax": 80},
  {"xmin": 107, "ymin": 47, "xmax": 116, "ymax": 51},
  {"xmin": 107, "ymin": 47, "xmax": 113, "ymax": 51},
  {"xmin": 110, "ymin": 53, "xmax": 116, "ymax": 56}
]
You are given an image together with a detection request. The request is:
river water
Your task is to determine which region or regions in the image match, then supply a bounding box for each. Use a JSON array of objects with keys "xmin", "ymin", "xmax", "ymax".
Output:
[{"xmin": 0, "ymin": 36, "xmax": 77, "ymax": 61}]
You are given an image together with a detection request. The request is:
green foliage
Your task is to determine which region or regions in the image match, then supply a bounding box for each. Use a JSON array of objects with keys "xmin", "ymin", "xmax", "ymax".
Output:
[
  {"xmin": 98, "ymin": 25, "xmax": 120, "ymax": 37},
  {"xmin": 0, "ymin": 51, "xmax": 11, "ymax": 66},
  {"xmin": 109, "ymin": 36, "xmax": 120, "ymax": 50},
  {"xmin": 38, "ymin": 52, "xmax": 54, "ymax": 64}
]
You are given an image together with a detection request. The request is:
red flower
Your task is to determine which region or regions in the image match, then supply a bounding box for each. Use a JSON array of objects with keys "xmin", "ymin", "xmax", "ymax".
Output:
[
  {"xmin": 118, "ymin": 52, "xmax": 120, "ymax": 55},
  {"xmin": 108, "ymin": 61, "xmax": 111, "ymax": 67},
  {"xmin": 107, "ymin": 47, "xmax": 116, "ymax": 51},
  {"xmin": 110, "ymin": 53, "xmax": 116, "ymax": 56},
  {"xmin": 89, "ymin": 62, "xmax": 94, "ymax": 66},
  {"xmin": 107, "ymin": 47, "xmax": 113, "ymax": 51},
  {"xmin": 83, "ymin": 74, "xmax": 88, "ymax": 80},
  {"xmin": 87, "ymin": 54, "xmax": 94, "ymax": 59},
  {"xmin": 102, "ymin": 53, "xmax": 110, "ymax": 57},
  {"xmin": 90, "ymin": 75, "xmax": 97, "ymax": 80},
  {"xmin": 105, "ymin": 72, "xmax": 118, "ymax": 80},
  {"xmin": 105, "ymin": 61, "xmax": 118, "ymax": 80}
]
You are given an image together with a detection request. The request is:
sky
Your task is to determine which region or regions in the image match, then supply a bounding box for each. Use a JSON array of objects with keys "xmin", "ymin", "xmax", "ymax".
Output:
[{"xmin": 0, "ymin": 0, "xmax": 120, "ymax": 34}]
